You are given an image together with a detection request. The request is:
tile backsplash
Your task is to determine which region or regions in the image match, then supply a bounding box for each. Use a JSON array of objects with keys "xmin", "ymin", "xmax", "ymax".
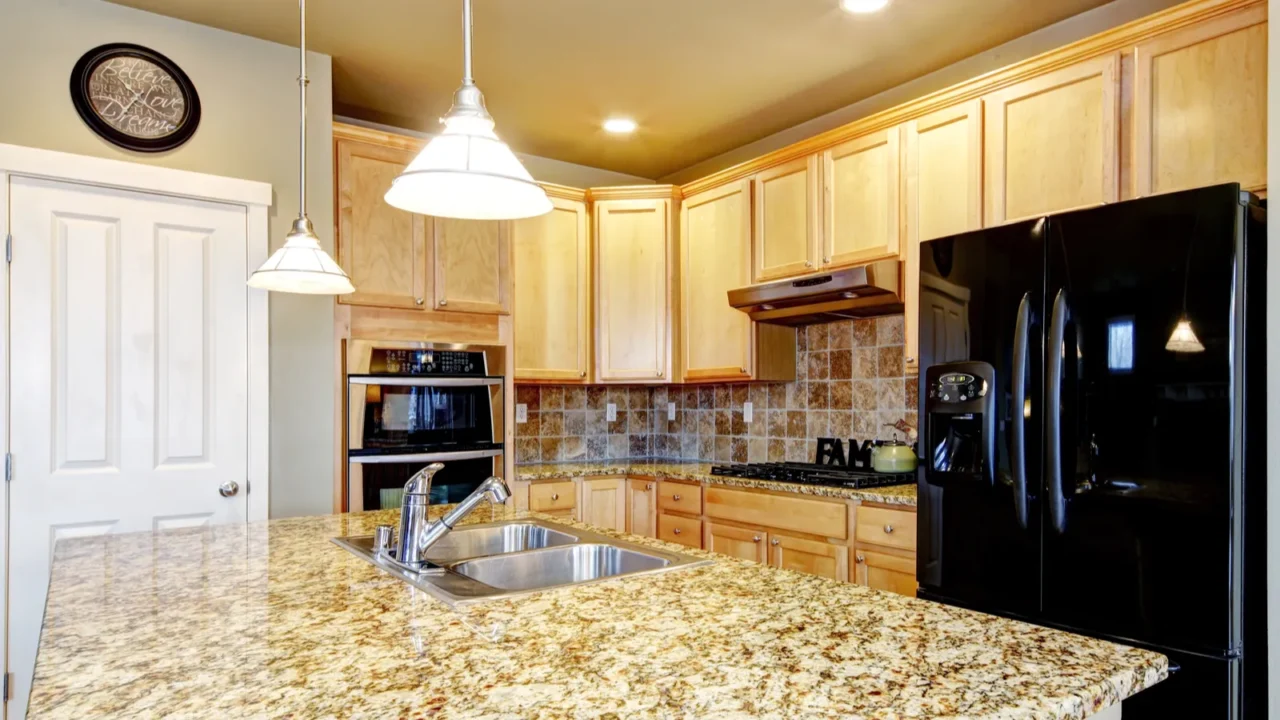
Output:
[{"xmin": 514, "ymin": 315, "xmax": 917, "ymax": 464}]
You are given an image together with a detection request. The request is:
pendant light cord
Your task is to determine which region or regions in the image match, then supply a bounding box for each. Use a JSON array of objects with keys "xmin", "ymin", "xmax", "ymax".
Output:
[
  {"xmin": 462, "ymin": 0, "xmax": 474, "ymax": 85},
  {"xmin": 298, "ymin": 0, "xmax": 309, "ymax": 219}
]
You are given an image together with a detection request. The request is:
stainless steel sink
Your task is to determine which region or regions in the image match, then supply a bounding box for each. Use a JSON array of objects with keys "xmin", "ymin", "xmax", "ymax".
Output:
[
  {"xmin": 333, "ymin": 519, "xmax": 711, "ymax": 607},
  {"xmin": 450, "ymin": 543, "xmax": 670, "ymax": 591}
]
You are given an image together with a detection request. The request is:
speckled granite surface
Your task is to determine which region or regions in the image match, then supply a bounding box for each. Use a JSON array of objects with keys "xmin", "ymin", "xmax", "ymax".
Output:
[
  {"xmin": 29, "ymin": 504, "xmax": 1164, "ymax": 719},
  {"xmin": 517, "ymin": 459, "xmax": 919, "ymax": 506}
]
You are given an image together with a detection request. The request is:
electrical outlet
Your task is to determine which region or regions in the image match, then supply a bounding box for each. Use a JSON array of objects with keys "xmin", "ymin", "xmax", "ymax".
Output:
[
  {"xmin": 667, "ymin": 402, "xmax": 676, "ymax": 421},
  {"xmin": 606, "ymin": 403, "xmax": 618, "ymax": 422},
  {"xmin": 516, "ymin": 403, "xmax": 528, "ymax": 423},
  {"xmin": 743, "ymin": 401, "xmax": 754, "ymax": 423}
]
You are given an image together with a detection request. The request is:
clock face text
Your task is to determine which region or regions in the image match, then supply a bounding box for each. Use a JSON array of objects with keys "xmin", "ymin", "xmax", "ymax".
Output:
[{"xmin": 87, "ymin": 56, "xmax": 186, "ymax": 139}]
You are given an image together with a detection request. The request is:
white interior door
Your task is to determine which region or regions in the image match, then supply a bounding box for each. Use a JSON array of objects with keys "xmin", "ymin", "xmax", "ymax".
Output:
[{"xmin": 7, "ymin": 176, "xmax": 251, "ymax": 719}]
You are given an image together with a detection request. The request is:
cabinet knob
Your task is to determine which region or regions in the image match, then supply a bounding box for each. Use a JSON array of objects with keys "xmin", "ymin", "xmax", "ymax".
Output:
[
  {"xmin": 905, "ymin": 356, "xmax": 915, "ymax": 364},
  {"xmin": 551, "ymin": 493, "xmax": 559, "ymax": 501},
  {"xmin": 883, "ymin": 524, "xmax": 894, "ymax": 534},
  {"xmin": 655, "ymin": 370, "xmax": 662, "ymax": 378},
  {"xmin": 823, "ymin": 257, "xmax": 831, "ymax": 264},
  {"xmin": 770, "ymin": 538, "xmax": 780, "ymax": 546},
  {"xmin": 645, "ymin": 483, "xmax": 654, "ymax": 490},
  {"xmin": 752, "ymin": 535, "xmax": 762, "ymax": 543},
  {"xmin": 856, "ymin": 554, "xmax": 865, "ymax": 564},
  {"xmin": 438, "ymin": 299, "xmax": 448, "ymax": 307},
  {"xmin": 740, "ymin": 367, "xmax": 748, "ymax": 374},
  {"xmin": 804, "ymin": 261, "xmax": 813, "ymax": 268},
  {"xmin": 415, "ymin": 297, "xmax": 424, "ymax": 306},
  {"xmin": 673, "ymin": 528, "xmax": 682, "ymax": 535},
  {"xmin": 580, "ymin": 371, "xmax": 587, "ymax": 378},
  {"xmin": 672, "ymin": 494, "xmax": 682, "ymax": 501}
]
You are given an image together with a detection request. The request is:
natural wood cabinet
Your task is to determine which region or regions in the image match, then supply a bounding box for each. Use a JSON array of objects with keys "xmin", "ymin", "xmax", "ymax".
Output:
[
  {"xmin": 657, "ymin": 480, "xmax": 703, "ymax": 516},
  {"xmin": 682, "ymin": 180, "xmax": 753, "ymax": 381},
  {"xmin": 626, "ymin": 478, "xmax": 658, "ymax": 537},
  {"xmin": 1133, "ymin": 5, "xmax": 1267, "ymax": 197},
  {"xmin": 985, "ymin": 54, "xmax": 1120, "ymax": 225},
  {"xmin": 658, "ymin": 512, "xmax": 702, "ymax": 549},
  {"xmin": 855, "ymin": 505, "xmax": 917, "ymax": 552},
  {"xmin": 593, "ymin": 189, "xmax": 678, "ymax": 383},
  {"xmin": 530, "ymin": 480, "xmax": 577, "ymax": 515},
  {"xmin": 752, "ymin": 156, "xmax": 821, "ymax": 281},
  {"xmin": 854, "ymin": 549, "xmax": 917, "ymax": 597},
  {"xmin": 705, "ymin": 522, "xmax": 769, "ymax": 564},
  {"xmin": 822, "ymin": 128, "xmax": 901, "ymax": 268},
  {"xmin": 579, "ymin": 477, "xmax": 626, "ymax": 532},
  {"xmin": 903, "ymin": 100, "xmax": 983, "ymax": 371},
  {"xmin": 705, "ymin": 486, "xmax": 847, "ymax": 540},
  {"xmin": 432, "ymin": 217, "xmax": 511, "ymax": 315},
  {"xmin": 770, "ymin": 531, "xmax": 847, "ymax": 581},
  {"xmin": 513, "ymin": 190, "xmax": 590, "ymax": 381},
  {"xmin": 334, "ymin": 130, "xmax": 428, "ymax": 310}
]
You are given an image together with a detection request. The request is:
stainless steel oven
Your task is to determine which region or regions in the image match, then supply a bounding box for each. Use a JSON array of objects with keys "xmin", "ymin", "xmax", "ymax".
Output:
[{"xmin": 345, "ymin": 341, "xmax": 505, "ymax": 512}]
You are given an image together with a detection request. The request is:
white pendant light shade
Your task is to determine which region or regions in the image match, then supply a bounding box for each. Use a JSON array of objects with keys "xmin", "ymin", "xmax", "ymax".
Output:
[
  {"xmin": 248, "ymin": 217, "xmax": 356, "ymax": 294},
  {"xmin": 1165, "ymin": 318, "xmax": 1205, "ymax": 353},
  {"xmin": 385, "ymin": 0, "xmax": 551, "ymax": 221}
]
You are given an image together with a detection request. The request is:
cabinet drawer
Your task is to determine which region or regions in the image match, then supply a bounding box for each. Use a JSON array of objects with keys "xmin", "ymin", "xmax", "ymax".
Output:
[
  {"xmin": 705, "ymin": 486, "xmax": 847, "ymax": 540},
  {"xmin": 855, "ymin": 505, "xmax": 916, "ymax": 552},
  {"xmin": 530, "ymin": 481, "xmax": 577, "ymax": 513},
  {"xmin": 658, "ymin": 512, "xmax": 702, "ymax": 549},
  {"xmin": 658, "ymin": 481, "xmax": 702, "ymax": 515}
]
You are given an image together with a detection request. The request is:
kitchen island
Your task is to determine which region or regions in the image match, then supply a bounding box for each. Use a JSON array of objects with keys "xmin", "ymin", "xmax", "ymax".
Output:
[{"xmin": 28, "ymin": 503, "xmax": 1165, "ymax": 718}]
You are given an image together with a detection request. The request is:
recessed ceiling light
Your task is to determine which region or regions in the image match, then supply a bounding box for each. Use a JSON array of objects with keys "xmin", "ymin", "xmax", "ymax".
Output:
[
  {"xmin": 840, "ymin": 0, "xmax": 889, "ymax": 13},
  {"xmin": 603, "ymin": 117, "xmax": 638, "ymax": 134}
]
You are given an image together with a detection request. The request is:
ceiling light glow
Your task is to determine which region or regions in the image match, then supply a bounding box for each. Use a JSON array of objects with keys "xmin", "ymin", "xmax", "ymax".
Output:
[
  {"xmin": 840, "ymin": 0, "xmax": 890, "ymax": 13},
  {"xmin": 603, "ymin": 118, "xmax": 638, "ymax": 134}
]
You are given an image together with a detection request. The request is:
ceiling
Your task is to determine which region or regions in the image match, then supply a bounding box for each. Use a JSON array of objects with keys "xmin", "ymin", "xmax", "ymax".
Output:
[{"xmin": 108, "ymin": 0, "xmax": 1114, "ymax": 179}]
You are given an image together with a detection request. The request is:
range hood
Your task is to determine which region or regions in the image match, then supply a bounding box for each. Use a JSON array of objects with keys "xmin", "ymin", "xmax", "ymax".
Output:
[{"xmin": 728, "ymin": 259, "xmax": 903, "ymax": 326}]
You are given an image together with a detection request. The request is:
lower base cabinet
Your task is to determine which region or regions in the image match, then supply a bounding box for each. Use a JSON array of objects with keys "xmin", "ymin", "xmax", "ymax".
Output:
[
  {"xmin": 626, "ymin": 478, "xmax": 658, "ymax": 537},
  {"xmin": 705, "ymin": 522, "xmax": 769, "ymax": 563},
  {"xmin": 579, "ymin": 477, "xmax": 627, "ymax": 532},
  {"xmin": 855, "ymin": 549, "xmax": 917, "ymax": 597},
  {"xmin": 771, "ymin": 532, "xmax": 848, "ymax": 582},
  {"xmin": 658, "ymin": 512, "xmax": 703, "ymax": 549}
]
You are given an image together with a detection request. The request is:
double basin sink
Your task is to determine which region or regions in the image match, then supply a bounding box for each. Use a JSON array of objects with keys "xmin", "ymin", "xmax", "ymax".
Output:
[{"xmin": 333, "ymin": 520, "xmax": 711, "ymax": 607}]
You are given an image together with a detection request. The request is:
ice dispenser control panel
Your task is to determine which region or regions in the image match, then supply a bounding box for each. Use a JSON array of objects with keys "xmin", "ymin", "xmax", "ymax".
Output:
[
  {"xmin": 929, "ymin": 372, "xmax": 989, "ymax": 404},
  {"xmin": 924, "ymin": 362, "xmax": 996, "ymax": 487}
]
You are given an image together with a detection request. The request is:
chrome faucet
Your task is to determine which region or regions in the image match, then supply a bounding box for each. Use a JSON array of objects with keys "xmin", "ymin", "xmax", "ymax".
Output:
[{"xmin": 375, "ymin": 462, "xmax": 512, "ymax": 570}]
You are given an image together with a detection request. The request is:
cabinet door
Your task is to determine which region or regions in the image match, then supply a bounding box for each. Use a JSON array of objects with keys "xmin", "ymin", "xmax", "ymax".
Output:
[
  {"xmin": 432, "ymin": 217, "xmax": 511, "ymax": 315},
  {"xmin": 769, "ymin": 532, "xmax": 847, "ymax": 581},
  {"xmin": 659, "ymin": 512, "xmax": 702, "ymax": 548},
  {"xmin": 595, "ymin": 199, "xmax": 674, "ymax": 382},
  {"xmin": 335, "ymin": 137, "xmax": 427, "ymax": 309},
  {"xmin": 753, "ymin": 156, "xmax": 820, "ymax": 281},
  {"xmin": 985, "ymin": 54, "xmax": 1119, "ymax": 224},
  {"xmin": 1134, "ymin": 6, "xmax": 1267, "ymax": 197},
  {"xmin": 513, "ymin": 197, "xmax": 590, "ymax": 381},
  {"xmin": 903, "ymin": 101, "xmax": 983, "ymax": 371},
  {"xmin": 705, "ymin": 522, "xmax": 768, "ymax": 564},
  {"xmin": 626, "ymin": 478, "xmax": 658, "ymax": 537},
  {"xmin": 855, "ymin": 549, "xmax": 917, "ymax": 597},
  {"xmin": 580, "ymin": 477, "xmax": 626, "ymax": 532},
  {"xmin": 822, "ymin": 128, "xmax": 901, "ymax": 268},
  {"xmin": 682, "ymin": 181, "xmax": 753, "ymax": 381}
]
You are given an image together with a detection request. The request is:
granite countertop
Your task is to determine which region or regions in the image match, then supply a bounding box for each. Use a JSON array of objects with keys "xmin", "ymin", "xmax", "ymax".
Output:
[
  {"xmin": 30, "ymin": 504, "xmax": 1164, "ymax": 719},
  {"xmin": 516, "ymin": 459, "xmax": 919, "ymax": 506}
]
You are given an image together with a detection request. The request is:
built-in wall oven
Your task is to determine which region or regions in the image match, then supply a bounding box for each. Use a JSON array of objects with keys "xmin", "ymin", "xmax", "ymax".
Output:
[{"xmin": 345, "ymin": 341, "xmax": 505, "ymax": 511}]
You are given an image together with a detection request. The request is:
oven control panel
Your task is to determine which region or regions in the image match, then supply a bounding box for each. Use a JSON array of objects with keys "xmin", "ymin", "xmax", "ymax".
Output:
[{"xmin": 370, "ymin": 349, "xmax": 488, "ymax": 376}]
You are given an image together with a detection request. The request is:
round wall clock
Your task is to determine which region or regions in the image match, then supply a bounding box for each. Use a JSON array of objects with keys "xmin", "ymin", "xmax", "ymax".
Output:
[{"xmin": 70, "ymin": 43, "xmax": 201, "ymax": 153}]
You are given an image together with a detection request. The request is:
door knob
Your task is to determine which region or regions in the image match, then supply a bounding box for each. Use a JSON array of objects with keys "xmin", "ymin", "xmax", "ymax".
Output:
[{"xmin": 218, "ymin": 480, "xmax": 240, "ymax": 497}]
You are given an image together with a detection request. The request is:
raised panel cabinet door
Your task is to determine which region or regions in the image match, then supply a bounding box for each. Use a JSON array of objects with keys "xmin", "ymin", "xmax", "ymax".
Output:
[
  {"xmin": 822, "ymin": 127, "xmax": 902, "ymax": 268},
  {"xmin": 513, "ymin": 196, "xmax": 590, "ymax": 381},
  {"xmin": 682, "ymin": 180, "xmax": 753, "ymax": 381},
  {"xmin": 432, "ymin": 217, "xmax": 511, "ymax": 315},
  {"xmin": 769, "ymin": 531, "xmax": 848, "ymax": 581},
  {"xmin": 705, "ymin": 522, "xmax": 769, "ymax": 564},
  {"xmin": 1134, "ymin": 6, "xmax": 1267, "ymax": 197},
  {"xmin": 904, "ymin": 100, "xmax": 983, "ymax": 371},
  {"xmin": 580, "ymin": 477, "xmax": 627, "ymax": 532},
  {"xmin": 985, "ymin": 54, "xmax": 1120, "ymax": 224},
  {"xmin": 594, "ymin": 198, "xmax": 673, "ymax": 382},
  {"xmin": 855, "ymin": 549, "xmax": 918, "ymax": 597},
  {"xmin": 752, "ymin": 156, "xmax": 820, "ymax": 281},
  {"xmin": 626, "ymin": 478, "xmax": 658, "ymax": 537},
  {"xmin": 335, "ymin": 137, "xmax": 428, "ymax": 309}
]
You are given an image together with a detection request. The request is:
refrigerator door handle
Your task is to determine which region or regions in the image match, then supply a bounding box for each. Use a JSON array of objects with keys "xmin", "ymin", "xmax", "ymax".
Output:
[
  {"xmin": 1046, "ymin": 289, "xmax": 1069, "ymax": 534},
  {"xmin": 1011, "ymin": 293, "xmax": 1030, "ymax": 530}
]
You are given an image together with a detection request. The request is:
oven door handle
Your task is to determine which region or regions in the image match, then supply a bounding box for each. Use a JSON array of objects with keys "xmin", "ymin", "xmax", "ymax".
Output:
[
  {"xmin": 348, "ymin": 376, "xmax": 502, "ymax": 387},
  {"xmin": 348, "ymin": 449, "xmax": 503, "ymax": 464}
]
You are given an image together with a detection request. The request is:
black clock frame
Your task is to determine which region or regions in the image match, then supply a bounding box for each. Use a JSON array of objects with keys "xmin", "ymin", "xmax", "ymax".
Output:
[{"xmin": 70, "ymin": 43, "xmax": 201, "ymax": 153}]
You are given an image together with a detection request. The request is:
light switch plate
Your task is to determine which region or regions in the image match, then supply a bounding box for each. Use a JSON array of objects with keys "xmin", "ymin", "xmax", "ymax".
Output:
[
  {"xmin": 667, "ymin": 402, "xmax": 676, "ymax": 421},
  {"xmin": 743, "ymin": 401, "xmax": 754, "ymax": 423},
  {"xmin": 516, "ymin": 404, "xmax": 528, "ymax": 423},
  {"xmin": 606, "ymin": 403, "xmax": 618, "ymax": 422}
]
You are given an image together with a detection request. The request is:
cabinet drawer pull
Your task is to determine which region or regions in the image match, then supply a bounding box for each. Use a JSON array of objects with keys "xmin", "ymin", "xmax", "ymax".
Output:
[
  {"xmin": 883, "ymin": 524, "xmax": 894, "ymax": 534},
  {"xmin": 752, "ymin": 535, "xmax": 761, "ymax": 543},
  {"xmin": 856, "ymin": 554, "xmax": 865, "ymax": 564},
  {"xmin": 672, "ymin": 494, "xmax": 682, "ymax": 501},
  {"xmin": 551, "ymin": 493, "xmax": 559, "ymax": 501},
  {"xmin": 673, "ymin": 528, "xmax": 682, "ymax": 535},
  {"xmin": 770, "ymin": 538, "xmax": 779, "ymax": 546}
]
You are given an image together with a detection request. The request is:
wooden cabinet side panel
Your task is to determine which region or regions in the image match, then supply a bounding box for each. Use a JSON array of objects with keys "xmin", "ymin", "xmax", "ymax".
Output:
[{"xmin": 513, "ymin": 198, "xmax": 590, "ymax": 380}]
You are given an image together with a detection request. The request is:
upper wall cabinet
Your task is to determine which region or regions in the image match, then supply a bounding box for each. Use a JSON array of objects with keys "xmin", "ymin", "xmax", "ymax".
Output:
[
  {"xmin": 432, "ymin": 217, "xmax": 511, "ymax": 315},
  {"xmin": 513, "ymin": 190, "xmax": 591, "ymax": 382},
  {"xmin": 984, "ymin": 54, "xmax": 1120, "ymax": 225},
  {"xmin": 822, "ymin": 128, "xmax": 902, "ymax": 268},
  {"xmin": 752, "ymin": 156, "xmax": 821, "ymax": 282},
  {"xmin": 593, "ymin": 189, "xmax": 678, "ymax": 383},
  {"xmin": 903, "ymin": 100, "xmax": 983, "ymax": 370},
  {"xmin": 683, "ymin": 181, "xmax": 753, "ymax": 381},
  {"xmin": 334, "ymin": 129, "xmax": 428, "ymax": 310},
  {"xmin": 1133, "ymin": 5, "xmax": 1267, "ymax": 197}
]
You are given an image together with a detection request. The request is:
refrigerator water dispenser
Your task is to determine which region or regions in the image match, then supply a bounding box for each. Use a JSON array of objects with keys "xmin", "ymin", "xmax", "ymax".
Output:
[{"xmin": 924, "ymin": 362, "xmax": 996, "ymax": 486}]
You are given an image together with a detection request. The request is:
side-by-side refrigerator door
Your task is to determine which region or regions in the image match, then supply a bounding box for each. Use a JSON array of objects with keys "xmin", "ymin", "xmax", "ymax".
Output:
[
  {"xmin": 1041, "ymin": 185, "xmax": 1245, "ymax": 658},
  {"xmin": 916, "ymin": 219, "xmax": 1044, "ymax": 618}
]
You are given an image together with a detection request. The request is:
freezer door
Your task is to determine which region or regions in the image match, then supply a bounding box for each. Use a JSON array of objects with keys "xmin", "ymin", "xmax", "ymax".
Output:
[
  {"xmin": 916, "ymin": 219, "xmax": 1044, "ymax": 617},
  {"xmin": 1042, "ymin": 185, "xmax": 1247, "ymax": 655},
  {"xmin": 1122, "ymin": 651, "xmax": 1239, "ymax": 719}
]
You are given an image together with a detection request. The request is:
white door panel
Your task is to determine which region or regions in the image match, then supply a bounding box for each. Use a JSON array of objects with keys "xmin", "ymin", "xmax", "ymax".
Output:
[{"xmin": 8, "ymin": 176, "xmax": 250, "ymax": 719}]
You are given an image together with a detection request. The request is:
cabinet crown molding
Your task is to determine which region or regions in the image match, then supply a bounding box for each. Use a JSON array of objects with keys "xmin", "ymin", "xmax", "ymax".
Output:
[{"xmin": 588, "ymin": 184, "xmax": 682, "ymax": 203}]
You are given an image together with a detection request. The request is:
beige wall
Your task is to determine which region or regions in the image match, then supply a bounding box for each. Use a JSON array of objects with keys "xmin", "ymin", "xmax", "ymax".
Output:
[{"xmin": 0, "ymin": 0, "xmax": 337, "ymax": 518}]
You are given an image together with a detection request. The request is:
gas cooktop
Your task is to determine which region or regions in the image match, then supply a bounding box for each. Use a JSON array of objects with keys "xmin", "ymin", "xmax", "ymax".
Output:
[{"xmin": 709, "ymin": 462, "xmax": 915, "ymax": 489}]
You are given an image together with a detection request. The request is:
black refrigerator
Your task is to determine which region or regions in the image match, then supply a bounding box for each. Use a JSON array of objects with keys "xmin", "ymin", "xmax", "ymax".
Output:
[{"xmin": 915, "ymin": 184, "xmax": 1266, "ymax": 719}]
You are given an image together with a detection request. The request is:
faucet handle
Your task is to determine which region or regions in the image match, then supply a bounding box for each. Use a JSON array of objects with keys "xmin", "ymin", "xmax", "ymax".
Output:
[
  {"xmin": 373, "ymin": 524, "xmax": 395, "ymax": 558},
  {"xmin": 404, "ymin": 462, "xmax": 445, "ymax": 496}
]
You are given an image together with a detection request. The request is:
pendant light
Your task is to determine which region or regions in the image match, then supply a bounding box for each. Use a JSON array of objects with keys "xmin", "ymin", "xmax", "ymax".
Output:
[
  {"xmin": 384, "ymin": 0, "xmax": 552, "ymax": 220},
  {"xmin": 1165, "ymin": 222, "xmax": 1204, "ymax": 353},
  {"xmin": 248, "ymin": 0, "xmax": 355, "ymax": 295}
]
